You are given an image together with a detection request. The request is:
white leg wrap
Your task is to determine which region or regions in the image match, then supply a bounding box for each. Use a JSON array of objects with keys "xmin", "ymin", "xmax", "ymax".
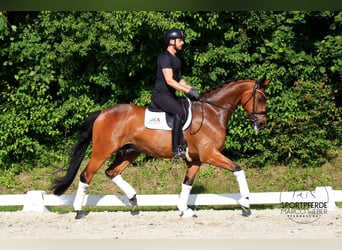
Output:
[
  {"xmin": 73, "ymin": 181, "xmax": 89, "ymax": 211},
  {"xmin": 234, "ymin": 170, "xmax": 250, "ymax": 197},
  {"xmin": 112, "ymin": 175, "xmax": 136, "ymax": 199},
  {"xmin": 234, "ymin": 170, "xmax": 250, "ymax": 208},
  {"xmin": 177, "ymin": 183, "xmax": 192, "ymax": 212}
]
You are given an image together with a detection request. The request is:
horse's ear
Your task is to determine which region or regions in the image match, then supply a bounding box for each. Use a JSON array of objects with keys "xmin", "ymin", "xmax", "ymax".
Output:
[
  {"xmin": 263, "ymin": 79, "xmax": 271, "ymax": 87},
  {"xmin": 260, "ymin": 74, "xmax": 266, "ymax": 82},
  {"xmin": 258, "ymin": 75, "xmax": 270, "ymax": 87}
]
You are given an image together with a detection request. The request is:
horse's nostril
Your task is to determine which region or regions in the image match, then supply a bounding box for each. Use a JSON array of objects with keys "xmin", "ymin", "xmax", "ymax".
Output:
[{"xmin": 254, "ymin": 120, "xmax": 266, "ymax": 131}]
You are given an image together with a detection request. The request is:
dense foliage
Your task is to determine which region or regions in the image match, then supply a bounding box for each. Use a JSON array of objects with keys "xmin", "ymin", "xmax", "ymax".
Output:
[{"xmin": 0, "ymin": 11, "xmax": 341, "ymax": 173}]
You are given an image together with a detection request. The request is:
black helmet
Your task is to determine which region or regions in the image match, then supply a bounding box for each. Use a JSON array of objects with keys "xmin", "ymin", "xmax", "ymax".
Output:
[{"xmin": 164, "ymin": 28, "xmax": 184, "ymax": 44}]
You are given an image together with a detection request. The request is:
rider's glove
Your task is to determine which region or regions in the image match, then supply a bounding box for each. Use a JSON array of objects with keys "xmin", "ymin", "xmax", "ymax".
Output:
[{"xmin": 188, "ymin": 87, "xmax": 200, "ymax": 100}]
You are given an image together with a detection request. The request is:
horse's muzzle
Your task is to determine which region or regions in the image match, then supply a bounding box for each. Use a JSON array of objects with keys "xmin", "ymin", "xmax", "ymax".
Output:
[
  {"xmin": 250, "ymin": 115, "xmax": 266, "ymax": 131},
  {"xmin": 253, "ymin": 119, "xmax": 266, "ymax": 131}
]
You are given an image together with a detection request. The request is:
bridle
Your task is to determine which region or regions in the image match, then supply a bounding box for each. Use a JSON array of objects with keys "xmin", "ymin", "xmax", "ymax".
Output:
[
  {"xmin": 189, "ymin": 80, "xmax": 267, "ymax": 135},
  {"xmin": 241, "ymin": 80, "xmax": 267, "ymax": 123}
]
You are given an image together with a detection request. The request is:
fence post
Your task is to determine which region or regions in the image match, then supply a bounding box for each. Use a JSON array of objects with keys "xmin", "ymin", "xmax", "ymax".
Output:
[
  {"xmin": 23, "ymin": 190, "xmax": 47, "ymax": 212},
  {"xmin": 325, "ymin": 186, "xmax": 337, "ymax": 211}
]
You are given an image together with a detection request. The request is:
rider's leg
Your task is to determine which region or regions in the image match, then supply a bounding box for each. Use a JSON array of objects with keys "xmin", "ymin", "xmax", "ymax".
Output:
[
  {"xmin": 172, "ymin": 114, "xmax": 186, "ymax": 159},
  {"xmin": 151, "ymin": 92, "xmax": 186, "ymax": 159}
]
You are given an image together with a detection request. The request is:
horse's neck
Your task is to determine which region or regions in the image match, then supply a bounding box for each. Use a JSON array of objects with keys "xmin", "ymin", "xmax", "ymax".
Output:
[{"xmin": 204, "ymin": 81, "xmax": 250, "ymax": 111}]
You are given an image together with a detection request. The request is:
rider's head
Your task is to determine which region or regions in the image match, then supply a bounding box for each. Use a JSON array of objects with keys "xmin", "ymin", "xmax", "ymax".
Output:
[{"xmin": 164, "ymin": 28, "xmax": 185, "ymax": 50}]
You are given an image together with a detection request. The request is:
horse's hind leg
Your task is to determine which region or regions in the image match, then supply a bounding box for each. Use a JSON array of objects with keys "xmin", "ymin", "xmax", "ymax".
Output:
[
  {"xmin": 73, "ymin": 155, "xmax": 110, "ymax": 219},
  {"xmin": 73, "ymin": 135, "xmax": 117, "ymax": 219},
  {"xmin": 105, "ymin": 146, "xmax": 141, "ymax": 210}
]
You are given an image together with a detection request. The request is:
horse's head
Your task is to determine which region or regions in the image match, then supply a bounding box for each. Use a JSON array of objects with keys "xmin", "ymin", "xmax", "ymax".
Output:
[{"xmin": 241, "ymin": 79, "xmax": 271, "ymax": 131}]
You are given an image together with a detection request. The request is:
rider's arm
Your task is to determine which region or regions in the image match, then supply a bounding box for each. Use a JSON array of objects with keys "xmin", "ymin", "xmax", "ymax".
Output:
[{"xmin": 162, "ymin": 68, "xmax": 192, "ymax": 93}]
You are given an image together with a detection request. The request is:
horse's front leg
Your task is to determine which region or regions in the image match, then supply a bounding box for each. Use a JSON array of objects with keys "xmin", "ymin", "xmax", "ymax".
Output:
[
  {"xmin": 178, "ymin": 162, "xmax": 201, "ymax": 218},
  {"xmin": 233, "ymin": 165, "xmax": 251, "ymax": 216},
  {"xmin": 204, "ymin": 151, "xmax": 251, "ymax": 216}
]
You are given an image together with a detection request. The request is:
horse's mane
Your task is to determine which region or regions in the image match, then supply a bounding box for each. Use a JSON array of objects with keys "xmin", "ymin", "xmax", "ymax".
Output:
[{"xmin": 201, "ymin": 78, "xmax": 254, "ymax": 96}]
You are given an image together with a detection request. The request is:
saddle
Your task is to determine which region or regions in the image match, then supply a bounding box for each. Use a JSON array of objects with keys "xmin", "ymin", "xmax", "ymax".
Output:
[{"xmin": 144, "ymin": 97, "xmax": 192, "ymax": 131}]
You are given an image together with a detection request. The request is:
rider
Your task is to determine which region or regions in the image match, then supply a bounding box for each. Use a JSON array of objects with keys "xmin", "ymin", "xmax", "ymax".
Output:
[{"xmin": 152, "ymin": 28, "xmax": 200, "ymax": 160}]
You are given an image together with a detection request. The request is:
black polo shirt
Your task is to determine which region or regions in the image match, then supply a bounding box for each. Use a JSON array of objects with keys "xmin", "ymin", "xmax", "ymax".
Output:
[{"xmin": 154, "ymin": 50, "xmax": 181, "ymax": 96}]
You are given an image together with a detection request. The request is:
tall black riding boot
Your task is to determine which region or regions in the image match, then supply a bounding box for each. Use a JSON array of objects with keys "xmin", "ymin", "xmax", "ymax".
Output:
[{"xmin": 172, "ymin": 114, "xmax": 186, "ymax": 160}]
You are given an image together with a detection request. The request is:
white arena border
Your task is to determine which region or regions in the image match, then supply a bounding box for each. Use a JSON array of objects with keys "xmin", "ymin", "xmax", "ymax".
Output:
[{"xmin": 0, "ymin": 186, "xmax": 341, "ymax": 212}]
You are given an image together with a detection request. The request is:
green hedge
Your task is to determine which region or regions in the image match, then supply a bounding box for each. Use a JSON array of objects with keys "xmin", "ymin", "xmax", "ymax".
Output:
[{"xmin": 0, "ymin": 11, "xmax": 341, "ymax": 174}]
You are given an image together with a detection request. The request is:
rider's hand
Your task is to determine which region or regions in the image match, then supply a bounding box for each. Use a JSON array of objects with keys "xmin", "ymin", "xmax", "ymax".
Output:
[{"xmin": 188, "ymin": 87, "xmax": 200, "ymax": 100}]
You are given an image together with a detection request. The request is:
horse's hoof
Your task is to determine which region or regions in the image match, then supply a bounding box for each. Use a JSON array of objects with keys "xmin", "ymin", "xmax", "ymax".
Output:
[
  {"xmin": 130, "ymin": 210, "xmax": 140, "ymax": 216},
  {"xmin": 241, "ymin": 206, "xmax": 252, "ymax": 217},
  {"xmin": 237, "ymin": 196, "xmax": 251, "ymax": 217},
  {"xmin": 179, "ymin": 208, "xmax": 197, "ymax": 218},
  {"xmin": 75, "ymin": 210, "xmax": 88, "ymax": 219},
  {"xmin": 129, "ymin": 194, "xmax": 137, "ymax": 210}
]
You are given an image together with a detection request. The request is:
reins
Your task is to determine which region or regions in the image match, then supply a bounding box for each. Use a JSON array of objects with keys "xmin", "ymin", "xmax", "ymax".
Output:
[
  {"xmin": 200, "ymin": 100, "xmax": 235, "ymax": 113},
  {"xmin": 189, "ymin": 99, "xmax": 235, "ymax": 135}
]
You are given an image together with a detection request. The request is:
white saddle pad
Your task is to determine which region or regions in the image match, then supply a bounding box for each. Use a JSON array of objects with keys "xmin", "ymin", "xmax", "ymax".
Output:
[{"xmin": 144, "ymin": 98, "xmax": 192, "ymax": 131}]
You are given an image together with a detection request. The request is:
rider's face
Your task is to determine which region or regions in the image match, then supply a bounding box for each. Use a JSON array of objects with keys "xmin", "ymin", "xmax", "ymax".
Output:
[{"xmin": 174, "ymin": 38, "xmax": 184, "ymax": 50}]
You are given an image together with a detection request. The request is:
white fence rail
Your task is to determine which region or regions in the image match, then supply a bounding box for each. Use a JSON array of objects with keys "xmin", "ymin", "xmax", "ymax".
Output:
[{"xmin": 0, "ymin": 186, "xmax": 341, "ymax": 212}]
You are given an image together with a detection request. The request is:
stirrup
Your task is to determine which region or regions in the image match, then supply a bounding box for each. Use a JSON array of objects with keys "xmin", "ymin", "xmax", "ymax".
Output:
[{"xmin": 172, "ymin": 147, "xmax": 186, "ymax": 160}]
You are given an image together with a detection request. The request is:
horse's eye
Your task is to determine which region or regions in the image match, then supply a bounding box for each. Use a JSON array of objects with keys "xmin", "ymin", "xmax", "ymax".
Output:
[{"xmin": 258, "ymin": 98, "xmax": 265, "ymax": 104}]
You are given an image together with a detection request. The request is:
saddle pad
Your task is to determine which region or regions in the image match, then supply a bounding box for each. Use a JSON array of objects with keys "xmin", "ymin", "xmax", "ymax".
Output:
[{"xmin": 144, "ymin": 99, "xmax": 192, "ymax": 131}]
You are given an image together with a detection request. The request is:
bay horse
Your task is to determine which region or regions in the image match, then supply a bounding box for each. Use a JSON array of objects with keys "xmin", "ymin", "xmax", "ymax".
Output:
[{"xmin": 53, "ymin": 78, "xmax": 270, "ymax": 219}]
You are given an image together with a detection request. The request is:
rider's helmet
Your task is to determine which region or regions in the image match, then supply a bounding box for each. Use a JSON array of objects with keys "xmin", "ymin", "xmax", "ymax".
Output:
[{"xmin": 164, "ymin": 28, "xmax": 185, "ymax": 45}]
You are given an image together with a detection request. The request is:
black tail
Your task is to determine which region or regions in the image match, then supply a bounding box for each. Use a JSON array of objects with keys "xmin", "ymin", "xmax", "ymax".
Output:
[{"xmin": 53, "ymin": 110, "xmax": 101, "ymax": 195}]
